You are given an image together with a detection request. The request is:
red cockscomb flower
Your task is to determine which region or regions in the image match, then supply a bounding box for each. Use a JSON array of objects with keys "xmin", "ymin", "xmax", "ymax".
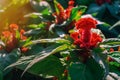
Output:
[{"xmin": 70, "ymin": 17, "xmax": 102, "ymax": 49}]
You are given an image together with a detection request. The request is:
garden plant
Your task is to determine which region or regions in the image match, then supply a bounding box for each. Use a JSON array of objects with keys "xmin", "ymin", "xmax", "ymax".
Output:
[{"xmin": 0, "ymin": 0, "xmax": 120, "ymax": 80}]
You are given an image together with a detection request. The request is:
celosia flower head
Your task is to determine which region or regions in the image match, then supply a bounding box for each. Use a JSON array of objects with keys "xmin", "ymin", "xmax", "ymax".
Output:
[{"xmin": 70, "ymin": 16, "xmax": 102, "ymax": 49}]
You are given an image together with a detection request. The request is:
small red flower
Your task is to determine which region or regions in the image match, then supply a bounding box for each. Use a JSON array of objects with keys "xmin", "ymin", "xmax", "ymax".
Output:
[
  {"xmin": 107, "ymin": 56, "xmax": 115, "ymax": 62},
  {"xmin": 9, "ymin": 24, "xmax": 18, "ymax": 32},
  {"xmin": 2, "ymin": 31, "xmax": 11, "ymax": 38},
  {"xmin": 20, "ymin": 29, "xmax": 27, "ymax": 40},
  {"xmin": 68, "ymin": 0, "xmax": 74, "ymax": 8},
  {"xmin": 66, "ymin": 56, "xmax": 70, "ymax": 61},
  {"xmin": 20, "ymin": 47, "xmax": 29, "ymax": 53},
  {"xmin": 5, "ymin": 35, "xmax": 18, "ymax": 52},
  {"xmin": 64, "ymin": 70, "xmax": 68, "ymax": 76},
  {"xmin": 1, "ymin": 24, "xmax": 28, "ymax": 53},
  {"xmin": 109, "ymin": 48, "xmax": 114, "ymax": 52},
  {"xmin": 57, "ymin": 3, "xmax": 64, "ymax": 12}
]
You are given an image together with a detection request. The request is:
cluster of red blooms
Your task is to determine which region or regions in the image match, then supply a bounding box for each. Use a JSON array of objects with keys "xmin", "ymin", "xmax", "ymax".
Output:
[
  {"xmin": 96, "ymin": 0, "xmax": 111, "ymax": 5},
  {"xmin": 1, "ymin": 24, "xmax": 28, "ymax": 53},
  {"xmin": 109, "ymin": 46, "xmax": 120, "ymax": 52},
  {"xmin": 53, "ymin": 0, "xmax": 74, "ymax": 24},
  {"xmin": 70, "ymin": 17, "xmax": 102, "ymax": 49}
]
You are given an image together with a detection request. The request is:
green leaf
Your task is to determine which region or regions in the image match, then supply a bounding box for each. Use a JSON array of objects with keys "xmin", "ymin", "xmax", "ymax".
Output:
[
  {"xmin": 56, "ymin": 0, "xmax": 68, "ymax": 8},
  {"xmin": 68, "ymin": 58, "xmax": 104, "ymax": 80},
  {"xmin": 97, "ymin": 24, "xmax": 119, "ymax": 38},
  {"xmin": 30, "ymin": 0, "xmax": 51, "ymax": 13},
  {"xmin": 92, "ymin": 48, "xmax": 109, "ymax": 79},
  {"xmin": 22, "ymin": 44, "xmax": 68, "ymax": 76},
  {"xmin": 106, "ymin": 3, "xmax": 120, "ymax": 20},
  {"xmin": 108, "ymin": 51, "xmax": 120, "ymax": 64},
  {"xmin": 96, "ymin": 4, "xmax": 106, "ymax": 19},
  {"xmin": 24, "ymin": 12, "xmax": 42, "ymax": 18},
  {"xmin": 109, "ymin": 61, "xmax": 120, "ymax": 67},
  {"xmin": 55, "ymin": 28, "xmax": 65, "ymax": 37},
  {"xmin": 70, "ymin": 6, "xmax": 87, "ymax": 21},
  {"xmin": 28, "ymin": 55, "xmax": 64, "ymax": 79},
  {"xmin": 54, "ymin": 0, "xmax": 64, "ymax": 14},
  {"xmin": 109, "ymin": 20, "xmax": 120, "ymax": 33},
  {"xmin": 75, "ymin": 0, "xmax": 94, "ymax": 5},
  {"xmin": 109, "ymin": 21, "xmax": 120, "ymax": 30},
  {"xmin": 5, "ymin": 55, "xmax": 35, "ymax": 70},
  {"xmin": 86, "ymin": 3, "xmax": 101, "ymax": 14},
  {"xmin": 25, "ymin": 28, "xmax": 41, "ymax": 35},
  {"xmin": 29, "ymin": 38, "xmax": 71, "ymax": 45},
  {"xmin": 101, "ymin": 38, "xmax": 120, "ymax": 48},
  {"xmin": 0, "ymin": 49, "xmax": 20, "ymax": 75},
  {"xmin": 26, "ymin": 45, "xmax": 44, "ymax": 55},
  {"xmin": 108, "ymin": 66, "xmax": 120, "ymax": 79},
  {"xmin": 0, "ymin": 70, "xmax": 3, "ymax": 80}
]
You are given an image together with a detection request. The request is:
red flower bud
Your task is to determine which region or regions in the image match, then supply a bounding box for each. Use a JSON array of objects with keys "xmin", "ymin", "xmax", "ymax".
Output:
[
  {"xmin": 107, "ymin": 56, "xmax": 115, "ymax": 62},
  {"xmin": 20, "ymin": 29, "xmax": 27, "ymax": 40},
  {"xmin": 9, "ymin": 24, "xmax": 18, "ymax": 32},
  {"xmin": 20, "ymin": 47, "xmax": 29, "ymax": 53},
  {"xmin": 66, "ymin": 56, "xmax": 70, "ymax": 61},
  {"xmin": 64, "ymin": 70, "xmax": 68, "ymax": 76},
  {"xmin": 109, "ymin": 48, "xmax": 114, "ymax": 52}
]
